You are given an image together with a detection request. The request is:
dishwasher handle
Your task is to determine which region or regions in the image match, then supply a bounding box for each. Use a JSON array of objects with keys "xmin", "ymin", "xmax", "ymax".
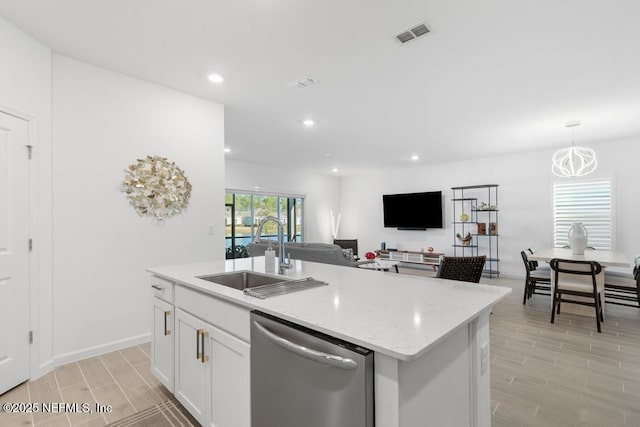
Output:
[{"xmin": 253, "ymin": 321, "xmax": 358, "ymax": 370}]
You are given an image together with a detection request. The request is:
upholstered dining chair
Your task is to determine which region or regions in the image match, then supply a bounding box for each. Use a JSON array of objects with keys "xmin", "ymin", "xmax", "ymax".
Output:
[
  {"xmin": 527, "ymin": 247, "xmax": 552, "ymax": 281},
  {"xmin": 437, "ymin": 256, "xmax": 486, "ymax": 283},
  {"xmin": 526, "ymin": 248, "xmax": 551, "ymax": 274},
  {"xmin": 550, "ymin": 258, "xmax": 604, "ymax": 333},
  {"xmin": 520, "ymin": 250, "xmax": 551, "ymax": 304}
]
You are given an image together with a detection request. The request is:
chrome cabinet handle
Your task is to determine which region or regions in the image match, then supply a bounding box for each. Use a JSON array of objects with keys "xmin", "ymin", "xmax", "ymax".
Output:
[
  {"xmin": 253, "ymin": 321, "xmax": 357, "ymax": 370},
  {"xmin": 164, "ymin": 311, "xmax": 171, "ymax": 336},
  {"xmin": 151, "ymin": 284, "xmax": 164, "ymax": 291}
]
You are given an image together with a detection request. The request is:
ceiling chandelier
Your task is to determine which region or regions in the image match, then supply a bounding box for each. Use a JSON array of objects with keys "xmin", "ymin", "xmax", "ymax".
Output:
[{"xmin": 552, "ymin": 121, "xmax": 597, "ymax": 177}]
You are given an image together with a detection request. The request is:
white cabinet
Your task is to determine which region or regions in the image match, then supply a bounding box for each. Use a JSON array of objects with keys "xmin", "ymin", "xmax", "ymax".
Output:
[
  {"xmin": 208, "ymin": 326, "xmax": 250, "ymax": 427},
  {"xmin": 151, "ymin": 275, "xmax": 252, "ymax": 427},
  {"xmin": 151, "ymin": 276, "xmax": 174, "ymax": 303},
  {"xmin": 151, "ymin": 297, "xmax": 174, "ymax": 392},
  {"xmin": 175, "ymin": 309, "xmax": 210, "ymax": 425},
  {"xmin": 173, "ymin": 307, "xmax": 251, "ymax": 427}
]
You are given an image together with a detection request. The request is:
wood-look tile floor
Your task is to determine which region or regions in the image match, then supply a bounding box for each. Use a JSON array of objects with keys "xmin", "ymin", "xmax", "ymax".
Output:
[
  {"xmin": 1, "ymin": 277, "xmax": 639, "ymax": 426},
  {"xmin": 490, "ymin": 277, "xmax": 640, "ymax": 427},
  {"xmin": 0, "ymin": 342, "xmax": 173, "ymax": 426}
]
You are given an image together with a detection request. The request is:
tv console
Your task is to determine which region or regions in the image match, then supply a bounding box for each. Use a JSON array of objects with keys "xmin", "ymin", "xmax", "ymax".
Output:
[{"xmin": 377, "ymin": 249, "xmax": 444, "ymax": 271}]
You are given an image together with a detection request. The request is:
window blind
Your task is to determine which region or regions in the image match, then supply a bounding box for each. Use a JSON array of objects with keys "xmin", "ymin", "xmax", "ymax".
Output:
[{"xmin": 553, "ymin": 180, "xmax": 613, "ymax": 250}]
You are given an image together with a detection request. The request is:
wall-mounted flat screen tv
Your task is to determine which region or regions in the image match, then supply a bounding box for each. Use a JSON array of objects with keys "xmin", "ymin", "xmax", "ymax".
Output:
[{"xmin": 383, "ymin": 191, "xmax": 443, "ymax": 230}]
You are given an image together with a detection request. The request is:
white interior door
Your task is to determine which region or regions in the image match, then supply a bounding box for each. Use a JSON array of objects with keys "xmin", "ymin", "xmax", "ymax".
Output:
[{"xmin": 0, "ymin": 112, "xmax": 30, "ymax": 395}]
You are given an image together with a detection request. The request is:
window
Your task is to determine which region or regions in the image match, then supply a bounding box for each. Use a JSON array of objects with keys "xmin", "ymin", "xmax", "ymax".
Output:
[
  {"xmin": 225, "ymin": 191, "xmax": 304, "ymax": 259},
  {"xmin": 553, "ymin": 179, "xmax": 613, "ymax": 250}
]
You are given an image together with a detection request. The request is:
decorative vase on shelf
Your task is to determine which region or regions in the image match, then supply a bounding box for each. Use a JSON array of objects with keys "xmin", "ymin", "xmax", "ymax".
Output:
[
  {"xmin": 568, "ymin": 222, "xmax": 588, "ymax": 255},
  {"xmin": 456, "ymin": 232, "xmax": 472, "ymax": 246}
]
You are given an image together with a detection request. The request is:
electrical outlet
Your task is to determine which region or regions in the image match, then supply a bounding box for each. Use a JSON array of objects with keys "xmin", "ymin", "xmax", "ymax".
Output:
[{"xmin": 480, "ymin": 342, "xmax": 489, "ymax": 375}]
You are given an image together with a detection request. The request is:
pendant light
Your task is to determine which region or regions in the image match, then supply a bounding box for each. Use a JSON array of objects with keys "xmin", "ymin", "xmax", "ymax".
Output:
[{"xmin": 552, "ymin": 121, "xmax": 597, "ymax": 177}]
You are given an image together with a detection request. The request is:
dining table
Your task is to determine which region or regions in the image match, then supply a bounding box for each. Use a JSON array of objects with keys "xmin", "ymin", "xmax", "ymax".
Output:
[{"xmin": 527, "ymin": 247, "xmax": 630, "ymax": 318}]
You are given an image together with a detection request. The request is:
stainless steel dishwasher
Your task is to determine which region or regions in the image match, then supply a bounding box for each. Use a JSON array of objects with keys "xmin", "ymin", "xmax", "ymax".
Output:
[{"xmin": 250, "ymin": 311, "xmax": 374, "ymax": 427}]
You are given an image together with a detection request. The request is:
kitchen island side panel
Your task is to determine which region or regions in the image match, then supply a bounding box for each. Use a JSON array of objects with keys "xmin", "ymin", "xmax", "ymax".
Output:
[{"xmin": 375, "ymin": 311, "xmax": 491, "ymax": 427}]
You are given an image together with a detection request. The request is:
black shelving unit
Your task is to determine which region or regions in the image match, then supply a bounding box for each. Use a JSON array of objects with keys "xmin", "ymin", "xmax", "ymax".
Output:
[{"xmin": 451, "ymin": 184, "xmax": 500, "ymax": 278}]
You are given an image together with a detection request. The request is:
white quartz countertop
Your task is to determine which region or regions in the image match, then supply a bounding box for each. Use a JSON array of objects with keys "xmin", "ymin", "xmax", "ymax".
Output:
[{"xmin": 147, "ymin": 257, "xmax": 511, "ymax": 361}]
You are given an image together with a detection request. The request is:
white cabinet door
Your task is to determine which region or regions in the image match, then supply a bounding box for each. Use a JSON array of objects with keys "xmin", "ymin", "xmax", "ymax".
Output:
[
  {"xmin": 151, "ymin": 297, "xmax": 174, "ymax": 392},
  {"xmin": 208, "ymin": 326, "xmax": 251, "ymax": 427},
  {"xmin": 175, "ymin": 309, "xmax": 210, "ymax": 426},
  {"xmin": 169, "ymin": 295, "xmax": 252, "ymax": 427}
]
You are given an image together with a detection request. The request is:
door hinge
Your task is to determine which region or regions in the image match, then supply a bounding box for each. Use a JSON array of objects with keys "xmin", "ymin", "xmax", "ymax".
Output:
[
  {"xmin": 27, "ymin": 145, "xmax": 33, "ymax": 159},
  {"xmin": 29, "ymin": 331, "xmax": 33, "ymax": 344},
  {"xmin": 29, "ymin": 238, "xmax": 33, "ymax": 251}
]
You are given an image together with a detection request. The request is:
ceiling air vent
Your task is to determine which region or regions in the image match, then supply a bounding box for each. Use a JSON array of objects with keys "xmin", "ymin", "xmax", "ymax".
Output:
[
  {"xmin": 396, "ymin": 31, "xmax": 415, "ymax": 43},
  {"xmin": 396, "ymin": 22, "xmax": 431, "ymax": 44},
  {"xmin": 287, "ymin": 77, "xmax": 317, "ymax": 89}
]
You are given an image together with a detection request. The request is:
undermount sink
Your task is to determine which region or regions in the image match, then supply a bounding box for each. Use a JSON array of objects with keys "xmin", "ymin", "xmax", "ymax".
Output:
[{"xmin": 197, "ymin": 270, "xmax": 287, "ymax": 290}]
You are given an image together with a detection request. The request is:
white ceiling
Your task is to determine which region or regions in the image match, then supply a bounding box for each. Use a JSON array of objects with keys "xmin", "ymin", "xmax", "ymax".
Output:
[{"xmin": 1, "ymin": 0, "xmax": 640, "ymax": 176}]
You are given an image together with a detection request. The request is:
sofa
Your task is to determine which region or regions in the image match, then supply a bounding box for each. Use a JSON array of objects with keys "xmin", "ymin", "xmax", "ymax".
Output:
[{"xmin": 247, "ymin": 240, "xmax": 373, "ymax": 268}]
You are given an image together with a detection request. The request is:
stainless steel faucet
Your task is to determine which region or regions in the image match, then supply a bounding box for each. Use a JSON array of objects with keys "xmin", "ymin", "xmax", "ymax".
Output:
[{"xmin": 253, "ymin": 216, "xmax": 292, "ymax": 273}]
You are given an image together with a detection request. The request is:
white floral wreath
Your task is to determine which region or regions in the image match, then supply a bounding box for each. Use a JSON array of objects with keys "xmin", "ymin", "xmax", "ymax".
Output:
[{"xmin": 122, "ymin": 155, "xmax": 192, "ymax": 220}]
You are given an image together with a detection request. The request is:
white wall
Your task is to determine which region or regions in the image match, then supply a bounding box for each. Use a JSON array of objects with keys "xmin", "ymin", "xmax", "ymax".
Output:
[
  {"xmin": 225, "ymin": 160, "xmax": 341, "ymax": 243},
  {"xmin": 52, "ymin": 55, "xmax": 225, "ymax": 362},
  {"xmin": 340, "ymin": 138, "xmax": 640, "ymax": 277},
  {"xmin": 0, "ymin": 16, "xmax": 53, "ymax": 376}
]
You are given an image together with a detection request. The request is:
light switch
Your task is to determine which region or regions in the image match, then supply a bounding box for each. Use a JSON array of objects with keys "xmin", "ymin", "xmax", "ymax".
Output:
[{"xmin": 208, "ymin": 225, "xmax": 215, "ymax": 235}]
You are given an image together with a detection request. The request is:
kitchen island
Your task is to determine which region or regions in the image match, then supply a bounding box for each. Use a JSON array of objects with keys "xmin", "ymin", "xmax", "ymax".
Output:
[{"xmin": 148, "ymin": 257, "xmax": 510, "ymax": 427}]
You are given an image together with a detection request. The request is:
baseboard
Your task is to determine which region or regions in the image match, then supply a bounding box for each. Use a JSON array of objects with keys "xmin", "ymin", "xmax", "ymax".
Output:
[
  {"xmin": 38, "ymin": 360, "xmax": 54, "ymax": 372},
  {"xmin": 29, "ymin": 360, "xmax": 55, "ymax": 381},
  {"xmin": 53, "ymin": 333, "xmax": 151, "ymax": 366}
]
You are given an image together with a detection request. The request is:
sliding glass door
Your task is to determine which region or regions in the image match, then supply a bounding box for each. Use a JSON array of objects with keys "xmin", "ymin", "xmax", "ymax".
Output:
[{"xmin": 225, "ymin": 192, "xmax": 304, "ymax": 259}]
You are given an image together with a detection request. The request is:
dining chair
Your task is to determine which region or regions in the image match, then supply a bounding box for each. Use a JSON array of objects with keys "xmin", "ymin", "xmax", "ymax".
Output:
[
  {"xmin": 550, "ymin": 258, "xmax": 604, "ymax": 333},
  {"xmin": 526, "ymin": 248, "xmax": 551, "ymax": 273},
  {"xmin": 437, "ymin": 256, "xmax": 486, "ymax": 283},
  {"xmin": 604, "ymin": 256, "xmax": 640, "ymax": 307},
  {"xmin": 520, "ymin": 250, "xmax": 551, "ymax": 304}
]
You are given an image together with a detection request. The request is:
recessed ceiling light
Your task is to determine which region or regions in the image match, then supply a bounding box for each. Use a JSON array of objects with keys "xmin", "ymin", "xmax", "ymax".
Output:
[
  {"xmin": 324, "ymin": 153, "xmax": 332, "ymax": 157},
  {"xmin": 224, "ymin": 147, "xmax": 231, "ymax": 153},
  {"xmin": 208, "ymin": 74, "xmax": 224, "ymax": 83},
  {"xmin": 411, "ymin": 155, "xmax": 419, "ymax": 161},
  {"xmin": 254, "ymin": 186, "xmax": 260, "ymax": 190},
  {"xmin": 332, "ymin": 168, "xmax": 338, "ymax": 173},
  {"xmin": 303, "ymin": 119, "xmax": 315, "ymax": 127}
]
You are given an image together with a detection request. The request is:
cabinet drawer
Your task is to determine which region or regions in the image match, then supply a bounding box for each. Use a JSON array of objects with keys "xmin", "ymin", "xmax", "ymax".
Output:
[
  {"xmin": 151, "ymin": 276, "xmax": 174, "ymax": 303},
  {"xmin": 175, "ymin": 285, "xmax": 250, "ymax": 342}
]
